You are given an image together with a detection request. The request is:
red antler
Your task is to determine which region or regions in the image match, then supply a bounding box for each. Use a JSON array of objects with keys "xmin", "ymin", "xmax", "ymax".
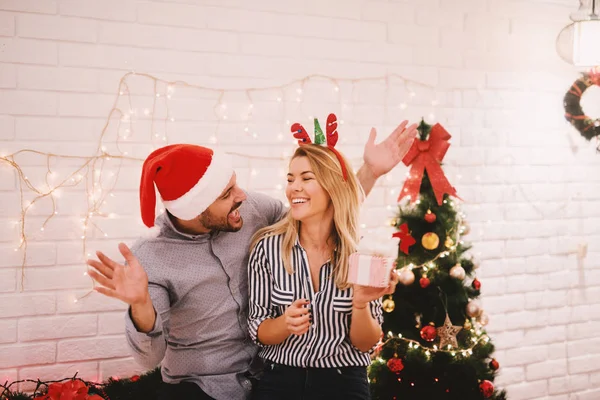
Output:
[
  {"xmin": 326, "ymin": 113, "xmax": 338, "ymax": 147},
  {"xmin": 291, "ymin": 123, "xmax": 312, "ymax": 145}
]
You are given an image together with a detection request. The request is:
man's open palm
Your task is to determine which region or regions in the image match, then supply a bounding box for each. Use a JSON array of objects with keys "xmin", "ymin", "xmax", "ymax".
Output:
[{"xmin": 87, "ymin": 243, "xmax": 150, "ymax": 306}]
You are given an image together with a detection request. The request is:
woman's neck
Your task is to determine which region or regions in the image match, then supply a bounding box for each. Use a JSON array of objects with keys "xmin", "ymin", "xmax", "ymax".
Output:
[{"xmin": 299, "ymin": 219, "xmax": 334, "ymax": 252}]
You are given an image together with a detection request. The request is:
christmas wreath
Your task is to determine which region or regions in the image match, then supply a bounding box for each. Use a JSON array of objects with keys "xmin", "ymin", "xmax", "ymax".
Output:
[{"xmin": 564, "ymin": 67, "xmax": 600, "ymax": 141}]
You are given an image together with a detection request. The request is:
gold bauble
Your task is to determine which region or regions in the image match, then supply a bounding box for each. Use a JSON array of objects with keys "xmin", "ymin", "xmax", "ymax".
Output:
[
  {"xmin": 479, "ymin": 312, "xmax": 490, "ymax": 326},
  {"xmin": 464, "ymin": 320, "xmax": 472, "ymax": 330},
  {"xmin": 383, "ymin": 298, "xmax": 396, "ymax": 313},
  {"xmin": 445, "ymin": 236, "xmax": 454, "ymax": 248},
  {"xmin": 421, "ymin": 232, "xmax": 440, "ymax": 250},
  {"xmin": 461, "ymin": 222, "xmax": 471, "ymax": 236},
  {"xmin": 466, "ymin": 300, "xmax": 482, "ymax": 318}
]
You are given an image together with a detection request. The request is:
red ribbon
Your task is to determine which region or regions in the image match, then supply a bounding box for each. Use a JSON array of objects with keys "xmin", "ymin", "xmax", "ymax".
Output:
[{"xmin": 397, "ymin": 123, "xmax": 459, "ymax": 205}]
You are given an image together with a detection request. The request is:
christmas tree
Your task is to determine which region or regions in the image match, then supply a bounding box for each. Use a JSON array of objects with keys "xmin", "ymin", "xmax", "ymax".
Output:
[{"xmin": 368, "ymin": 121, "xmax": 506, "ymax": 400}]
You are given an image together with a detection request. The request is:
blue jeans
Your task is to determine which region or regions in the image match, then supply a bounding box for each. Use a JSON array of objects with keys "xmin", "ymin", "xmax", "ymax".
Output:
[{"xmin": 253, "ymin": 362, "xmax": 370, "ymax": 400}]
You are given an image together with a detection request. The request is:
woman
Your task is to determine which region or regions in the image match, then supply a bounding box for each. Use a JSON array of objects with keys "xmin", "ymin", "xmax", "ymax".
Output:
[{"xmin": 247, "ymin": 141, "xmax": 398, "ymax": 400}]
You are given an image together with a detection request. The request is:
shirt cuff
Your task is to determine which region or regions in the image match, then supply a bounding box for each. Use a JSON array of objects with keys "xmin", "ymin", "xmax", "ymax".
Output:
[
  {"xmin": 125, "ymin": 306, "xmax": 162, "ymax": 337},
  {"xmin": 248, "ymin": 316, "xmax": 271, "ymax": 347}
]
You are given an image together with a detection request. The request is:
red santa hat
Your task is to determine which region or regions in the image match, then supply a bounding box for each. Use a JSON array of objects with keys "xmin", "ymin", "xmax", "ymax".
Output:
[{"xmin": 140, "ymin": 144, "xmax": 233, "ymax": 228}]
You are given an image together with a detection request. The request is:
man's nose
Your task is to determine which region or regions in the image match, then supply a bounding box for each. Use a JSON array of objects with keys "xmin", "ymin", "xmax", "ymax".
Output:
[{"xmin": 235, "ymin": 187, "xmax": 247, "ymax": 202}]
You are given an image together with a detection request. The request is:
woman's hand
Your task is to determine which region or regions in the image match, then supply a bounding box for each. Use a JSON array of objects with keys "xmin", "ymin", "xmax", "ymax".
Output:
[
  {"xmin": 352, "ymin": 270, "xmax": 399, "ymax": 308},
  {"xmin": 284, "ymin": 299, "xmax": 311, "ymax": 336}
]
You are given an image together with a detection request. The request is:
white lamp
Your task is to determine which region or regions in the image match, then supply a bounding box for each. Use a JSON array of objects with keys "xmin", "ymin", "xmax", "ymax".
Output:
[{"xmin": 556, "ymin": 0, "xmax": 600, "ymax": 66}]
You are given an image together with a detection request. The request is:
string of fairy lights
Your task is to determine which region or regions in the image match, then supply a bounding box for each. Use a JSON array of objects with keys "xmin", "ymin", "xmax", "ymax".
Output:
[
  {"xmin": 1, "ymin": 71, "xmax": 464, "ymax": 293},
  {"xmin": 0, "ymin": 70, "xmax": 579, "ymax": 302}
]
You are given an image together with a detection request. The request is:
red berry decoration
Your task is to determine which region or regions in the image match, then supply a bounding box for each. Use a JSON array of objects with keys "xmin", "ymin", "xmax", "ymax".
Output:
[
  {"xmin": 420, "ymin": 325, "xmax": 437, "ymax": 342},
  {"xmin": 479, "ymin": 380, "xmax": 494, "ymax": 398},
  {"xmin": 387, "ymin": 357, "xmax": 405, "ymax": 373},
  {"xmin": 424, "ymin": 210, "xmax": 437, "ymax": 223},
  {"xmin": 420, "ymin": 277, "xmax": 430, "ymax": 288},
  {"xmin": 472, "ymin": 279, "xmax": 481, "ymax": 290},
  {"xmin": 130, "ymin": 375, "xmax": 140, "ymax": 382},
  {"xmin": 489, "ymin": 359, "xmax": 499, "ymax": 370}
]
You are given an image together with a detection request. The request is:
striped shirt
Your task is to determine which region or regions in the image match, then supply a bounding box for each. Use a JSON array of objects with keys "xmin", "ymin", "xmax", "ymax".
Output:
[{"xmin": 248, "ymin": 234, "xmax": 383, "ymax": 368}]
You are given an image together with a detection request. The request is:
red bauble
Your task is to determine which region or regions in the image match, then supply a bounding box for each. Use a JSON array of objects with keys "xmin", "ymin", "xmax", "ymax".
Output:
[
  {"xmin": 489, "ymin": 359, "xmax": 499, "ymax": 370},
  {"xmin": 472, "ymin": 279, "xmax": 481, "ymax": 290},
  {"xmin": 479, "ymin": 380, "xmax": 494, "ymax": 398},
  {"xmin": 420, "ymin": 325, "xmax": 437, "ymax": 342},
  {"xmin": 420, "ymin": 277, "xmax": 430, "ymax": 288},
  {"xmin": 424, "ymin": 210, "xmax": 437, "ymax": 223},
  {"xmin": 130, "ymin": 375, "xmax": 140, "ymax": 382},
  {"xmin": 387, "ymin": 357, "xmax": 405, "ymax": 373}
]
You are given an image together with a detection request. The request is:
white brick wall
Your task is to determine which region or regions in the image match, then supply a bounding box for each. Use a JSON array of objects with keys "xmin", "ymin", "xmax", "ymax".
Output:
[{"xmin": 0, "ymin": 0, "xmax": 599, "ymax": 398}]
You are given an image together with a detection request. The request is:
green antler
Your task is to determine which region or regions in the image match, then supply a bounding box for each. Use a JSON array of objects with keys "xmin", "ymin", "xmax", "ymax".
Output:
[{"xmin": 314, "ymin": 118, "xmax": 326, "ymax": 145}]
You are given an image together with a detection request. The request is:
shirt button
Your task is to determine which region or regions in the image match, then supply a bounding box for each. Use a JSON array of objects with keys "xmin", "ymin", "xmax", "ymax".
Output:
[{"xmin": 241, "ymin": 379, "xmax": 252, "ymax": 390}]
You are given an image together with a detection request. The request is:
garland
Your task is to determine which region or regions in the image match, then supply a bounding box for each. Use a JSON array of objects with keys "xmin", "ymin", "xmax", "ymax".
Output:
[
  {"xmin": 0, "ymin": 369, "xmax": 161, "ymax": 400},
  {"xmin": 564, "ymin": 67, "xmax": 600, "ymax": 141}
]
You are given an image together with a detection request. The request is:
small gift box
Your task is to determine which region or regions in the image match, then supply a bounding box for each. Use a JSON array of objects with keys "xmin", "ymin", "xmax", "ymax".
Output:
[
  {"xmin": 347, "ymin": 226, "xmax": 399, "ymax": 288},
  {"xmin": 348, "ymin": 253, "xmax": 395, "ymax": 287}
]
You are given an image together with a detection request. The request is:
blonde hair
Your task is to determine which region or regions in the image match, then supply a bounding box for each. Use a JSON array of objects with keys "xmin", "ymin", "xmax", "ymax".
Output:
[{"xmin": 251, "ymin": 145, "xmax": 363, "ymax": 289}]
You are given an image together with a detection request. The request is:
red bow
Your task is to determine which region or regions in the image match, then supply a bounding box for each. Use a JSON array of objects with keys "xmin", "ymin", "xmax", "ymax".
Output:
[
  {"xmin": 33, "ymin": 381, "xmax": 104, "ymax": 400},
  {"xmin": 392, "ymin": 223, "xmax": 416, "ymax": 255},
  {"xmin": 397, "ymin": 124, "xmax": 459, "ymax": 205}
]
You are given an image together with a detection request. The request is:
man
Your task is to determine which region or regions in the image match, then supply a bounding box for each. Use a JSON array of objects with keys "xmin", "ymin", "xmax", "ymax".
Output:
[{"xmin": 87, "ymin": 121, "xmax": 417, "ymax": 400}]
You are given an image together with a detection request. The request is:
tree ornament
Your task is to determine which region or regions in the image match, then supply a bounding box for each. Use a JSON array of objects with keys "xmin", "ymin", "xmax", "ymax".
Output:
[
  {"xmin": 387, "ymin": 356, "xmax": 405, "ymax": 373},
  {"xmin": 449, "ymin": 264, "xmax": 466, "ymax": 280},
  {"xmin": 479, "ymin": 380, "xmax": 494, "ymax": 398},
  {"xmin": 466, "ymin": 300, "xmax": 482, "ymax": 318},
  {"xmin": 383, "ymin": 297, "xmax": 396, "ymax": 313},
  {"xmin": 421, "ymin": 232, "xmax": 439, "ymax": 250},
  {"xmin": 420, "ymin": 324, "xmax": 437, "ymax": 342},
  {"xmin": 461, "ymin": 222, "xmax": 470, "ymax": 235},
  {"xmin": 463, "ymin": 320, "xmax": 472, "ymax": 330},
  {"xmin": 398, "ymin": 267, "xmax": 415, "ymax": 285},
  {"xmin": 393, "ymin": 223, "xmax": 416, "ymax": 254},
  {"xmin": 436, "ymin": 314, "xmax": 462, "ymax": 349},
  {"xmin": 415, "ymin": 313, "xmax": 422, "ymax": 329},
  {"xmin": 472, "ymin": 278, "xmax": 481, "ymax": 290},
  {"xmin": 424, "ymin": 209, "xmax": 437, "ymax": 223},
  {"xmin": 397, "ymin": 123, "xmax": 460, "ymax": 205},
  {"xmin": 479, "ymin": 312, "xmax": 489, "ymax": 326},
  {"xmin": 419, "ymin": 276, "xmax": 430, "ymax": 288},
  {"xmin": 444, "ymin": 236, "xmax": 454, "ymax": 248},
  {"xmin": 489, "ymin": 359, "xmax": 499, "ymax": 370}
]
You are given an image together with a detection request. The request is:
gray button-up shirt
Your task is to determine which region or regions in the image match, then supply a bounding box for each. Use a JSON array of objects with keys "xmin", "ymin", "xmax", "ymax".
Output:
[{"xmin": 124, "ymin": 191, "xmax": 284, "ymax": 400}]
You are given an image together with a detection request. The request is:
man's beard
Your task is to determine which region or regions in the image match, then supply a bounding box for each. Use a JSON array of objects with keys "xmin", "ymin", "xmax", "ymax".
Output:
[{"xmin": 199, "ymin": 202, "xmax": 243, "ymax": 232}]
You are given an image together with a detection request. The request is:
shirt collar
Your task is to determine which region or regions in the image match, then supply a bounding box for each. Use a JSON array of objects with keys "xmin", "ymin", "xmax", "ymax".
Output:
[{"xmin": 162, "ymin": 212, "xmax": 211, "ymax": 242}]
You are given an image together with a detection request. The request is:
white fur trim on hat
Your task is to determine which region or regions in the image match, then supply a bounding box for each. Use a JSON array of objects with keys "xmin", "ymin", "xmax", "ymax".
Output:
[{"xmin": 162, "ymin": 152, "xmax": 233, "ymax": 221}]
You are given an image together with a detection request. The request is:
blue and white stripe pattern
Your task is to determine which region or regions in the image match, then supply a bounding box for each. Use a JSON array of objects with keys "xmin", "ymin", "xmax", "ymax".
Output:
[{"xmin": 248, "ymin": 234, "xmax": 383, "ymax": 368}]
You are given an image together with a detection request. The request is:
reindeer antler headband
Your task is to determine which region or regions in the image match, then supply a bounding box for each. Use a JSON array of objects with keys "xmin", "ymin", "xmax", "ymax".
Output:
[{"xmin": 290, "ymin": 113, "xmax": 348, "ymax": 181}]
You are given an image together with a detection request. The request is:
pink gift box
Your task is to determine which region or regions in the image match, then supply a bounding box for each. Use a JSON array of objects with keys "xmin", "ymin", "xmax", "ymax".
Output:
[{"xmin": 348, "ymin": 253, "xmax": 395, "ymax": 288}]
